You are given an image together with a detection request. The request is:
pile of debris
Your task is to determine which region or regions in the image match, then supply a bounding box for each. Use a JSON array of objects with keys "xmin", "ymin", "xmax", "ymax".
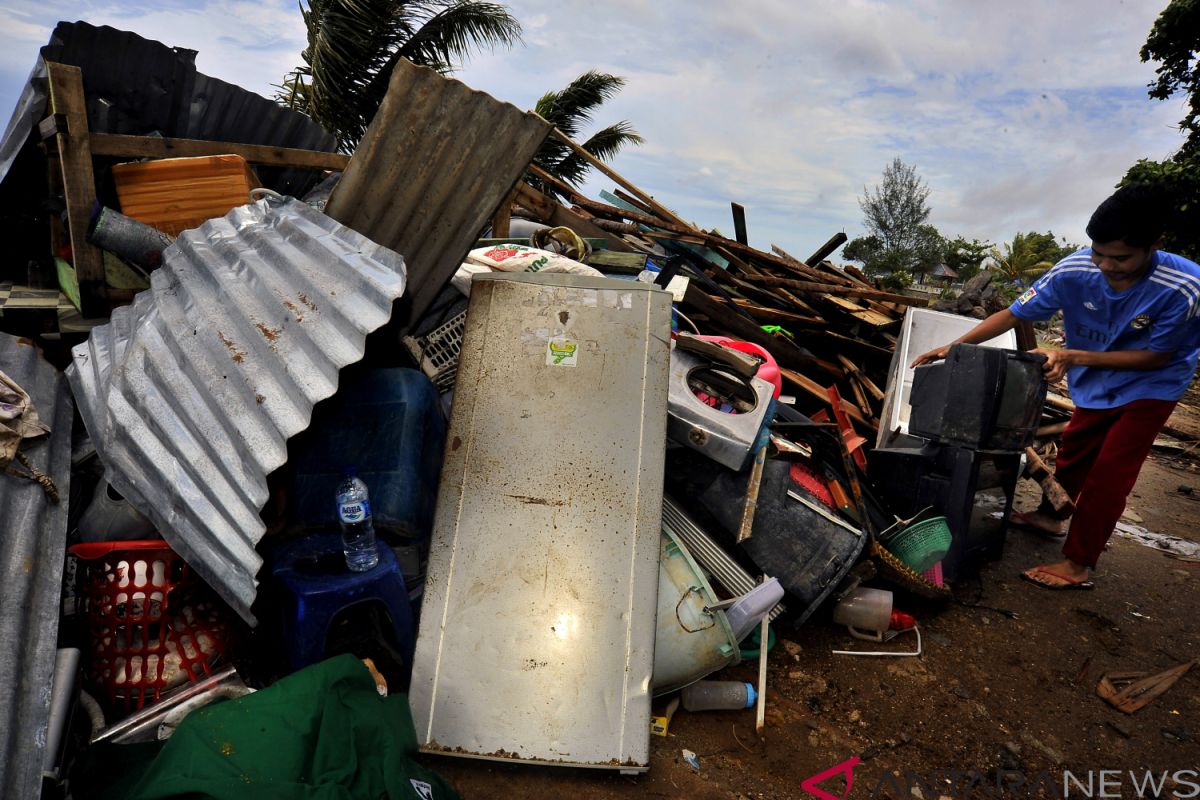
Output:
[{"xmin": 0, "ymin": 19, "xmax": 1132, "ymax": 800}]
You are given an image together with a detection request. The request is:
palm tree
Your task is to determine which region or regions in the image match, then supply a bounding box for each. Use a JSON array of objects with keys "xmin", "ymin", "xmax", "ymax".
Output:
[
  {"xmin": 530, "ymin": 71, "xmax": 644, "ymax": 190},
  {"xmin": 279, "ymin": 0, "xmax": 521, "ymax": 152},
  {"xmin": 988, "ymin": 232, "xmax": 1056, "ymax": 284}
]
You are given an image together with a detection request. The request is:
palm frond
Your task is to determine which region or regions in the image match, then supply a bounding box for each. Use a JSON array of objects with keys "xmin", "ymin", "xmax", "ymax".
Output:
[
  {"xmin": 534, "ymin": 71, "xmax": 627, "ymax": 139},
  {"xmin": 281, "ymin": 0, "xmax": 519, "ymax": 151},
  {"xmin": 395, "ymin": 2, "xmax": 520, "ymax": 70},
  {"xmin": 546, "ymin": 122, "xmax": 643, "ymax": 186}
]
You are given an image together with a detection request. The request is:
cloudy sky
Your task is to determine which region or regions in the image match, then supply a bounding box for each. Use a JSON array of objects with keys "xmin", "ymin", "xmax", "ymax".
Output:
[{"xmin": 0, "ymin": 0, "xmax": 1187, "ymax": 259}]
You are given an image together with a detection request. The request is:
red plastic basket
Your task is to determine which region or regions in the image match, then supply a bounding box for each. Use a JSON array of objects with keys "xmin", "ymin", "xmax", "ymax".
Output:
[{"xmin": 69, "ymin": 540, "xmax": 231, "ymax": 713}]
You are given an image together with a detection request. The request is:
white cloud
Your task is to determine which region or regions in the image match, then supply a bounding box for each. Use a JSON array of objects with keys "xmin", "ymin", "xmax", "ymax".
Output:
[{"xmin": 0, "ymin": 0, "xmax": 1188, "ymax": 257}]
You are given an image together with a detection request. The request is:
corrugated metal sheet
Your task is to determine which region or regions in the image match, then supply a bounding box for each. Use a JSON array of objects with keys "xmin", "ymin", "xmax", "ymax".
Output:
[
  {"xmin": 0, "ymin": 20, "xmax": 337, "ymax": 196},
  {"xmin": 325, "ymin": 59, "xmax": 550, "ymax": 331},
  {"xmin": 0, "ymin": 335, "xmax": 73, "ymax": 800},
  {"xmin": 66, "ymin": 197, "xmax": 406, "ymax": 625}
]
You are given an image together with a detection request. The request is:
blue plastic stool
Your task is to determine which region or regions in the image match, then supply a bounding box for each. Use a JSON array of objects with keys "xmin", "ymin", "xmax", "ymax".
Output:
[{"xmin": 271, "ymin": 532, "xmax": 415, "ymax": 687}]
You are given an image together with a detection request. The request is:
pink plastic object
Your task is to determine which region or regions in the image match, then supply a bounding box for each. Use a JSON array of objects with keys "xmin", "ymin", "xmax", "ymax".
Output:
[
  {"xmin": 921, "ymin": 562, "xmax": 944, "ymax": 587},
  {"xmin": 695, "ymin": 335, "xmax": 782, "ymax": 399}
]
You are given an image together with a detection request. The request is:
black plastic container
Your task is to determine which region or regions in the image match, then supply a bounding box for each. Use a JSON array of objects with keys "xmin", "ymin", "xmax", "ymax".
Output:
[{"xmin": 909, "ymin": 343, "xmax": 1048, "ymax": 452}]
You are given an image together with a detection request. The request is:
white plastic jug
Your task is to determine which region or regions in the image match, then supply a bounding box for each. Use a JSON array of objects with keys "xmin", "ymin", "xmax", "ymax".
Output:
[{"xmin": 832, "ymin": 587, "xmax": 893, "ymax": 641}]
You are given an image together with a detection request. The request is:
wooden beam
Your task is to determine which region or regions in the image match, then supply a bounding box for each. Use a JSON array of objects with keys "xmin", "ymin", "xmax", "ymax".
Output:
[
  {"xmin": 550, "ymin": 127, "xmax": 691, "ymax": 229},
  {"xmin": 804, "ymin": 232, "xmax": 848, "ymax": 266},
  {"xmin": 89, "ymin": 132, "xmax": 350, "ymax": 171},
  {"xmin": 545, "ymin": 185, "xmax": 856, "ymax": 287},
  {"xmin": 682, "ymin": 285, "xmax": 841, "ymax": 377},
  {"xmin": 512, "ymin": 181, "xmax": 634, "ymax": 252},
  {"xmin": 730, "ymin": 299, "xmax": 825, "ymax": 326},
  {"xmin": 491, "ymin": 187, "xmax": 514, "ymax": 239},
  {"xmin": 46, "ymin": 62, "xmax": 104, "ymax": 317},
  {"xmin": 612, "ymin": 188, "xmax": 657, "ymax": 218},
  {"xmin": 780, "ymin": 368, "xmax": 877, "ymax": 431},
  {"xmin": 731, "ymin": 202, "xmax": 748, "ymax": 245},
  {"xmin": 740, "ymin": 274, "xmax": 926, "ymax": 306}
]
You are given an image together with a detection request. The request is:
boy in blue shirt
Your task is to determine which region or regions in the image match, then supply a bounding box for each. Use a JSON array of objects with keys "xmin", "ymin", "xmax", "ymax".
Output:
[{"xmin": 912, "ymin": 184, "xmax": 1200, "ymax": 589}]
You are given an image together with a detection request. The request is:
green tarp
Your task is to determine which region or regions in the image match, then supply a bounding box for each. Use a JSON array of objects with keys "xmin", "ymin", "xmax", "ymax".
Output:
[{"xmin": 75, "ymin": 654, "xmax": 459, "ymax": 800}]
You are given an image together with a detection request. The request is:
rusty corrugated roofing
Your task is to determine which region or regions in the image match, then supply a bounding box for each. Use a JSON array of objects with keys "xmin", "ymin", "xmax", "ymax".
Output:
[
  {"xmin": 0, "ymin": 335, "xmax": 73, "ymax": 800},
  {"xmin": 325, "ymin": 59, "xmax": 550, "ymax": 330},
  {"xmin": 66, "ymin": 197, "xmax": 406, "ymax": 625}
]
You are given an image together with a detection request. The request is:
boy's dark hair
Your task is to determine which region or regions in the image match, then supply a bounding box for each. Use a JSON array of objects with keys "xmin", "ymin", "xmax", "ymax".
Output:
[{"xmin": 1086, "ymin": 183, "xmax": 1169, "ymax": 248}]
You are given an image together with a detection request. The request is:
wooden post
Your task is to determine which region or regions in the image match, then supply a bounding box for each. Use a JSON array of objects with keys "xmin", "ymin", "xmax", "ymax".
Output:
[
  {"xmin": 45, "ymin": 63, "xmax": 105, "ymax": 316},
  {"xmin": 491, "ymin": 187, "xmax": 515, "ymax": 239},
  {"xmin": 731, "ymin": 202, "xmax": 748, "ymax": 245}
]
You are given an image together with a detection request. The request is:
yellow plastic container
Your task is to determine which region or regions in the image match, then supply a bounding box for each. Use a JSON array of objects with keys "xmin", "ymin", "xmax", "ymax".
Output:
[{"xmin": 112, "ymin": 155, "xmax": 260, "ymax": 237}]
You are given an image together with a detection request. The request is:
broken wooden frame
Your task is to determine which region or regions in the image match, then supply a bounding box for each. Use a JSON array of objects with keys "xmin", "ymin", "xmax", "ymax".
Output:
[{"xmin": 39, "ymin": 62, "xmax": 348, "ymax": 316}]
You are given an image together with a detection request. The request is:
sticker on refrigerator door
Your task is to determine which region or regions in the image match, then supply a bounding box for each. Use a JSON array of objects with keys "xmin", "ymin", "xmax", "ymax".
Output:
[{"xmin": 546, "ymin": 337, "xmax": 578, "ymax": 367}]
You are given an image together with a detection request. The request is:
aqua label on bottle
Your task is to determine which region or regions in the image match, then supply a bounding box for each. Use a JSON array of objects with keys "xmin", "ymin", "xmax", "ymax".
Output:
[{"xmin": 338, "ymin": 499, "xmax": 371, "ymax": 524}]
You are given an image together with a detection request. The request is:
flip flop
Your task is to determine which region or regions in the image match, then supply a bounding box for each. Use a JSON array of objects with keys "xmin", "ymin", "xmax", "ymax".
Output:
[
  {"xmin": 1009, "ymin": 511, "xmax": 1067, "ymax": 540},
  {"xmin": 1020, "ymin": 566, "xmax": 1095, "ymax": 591}
]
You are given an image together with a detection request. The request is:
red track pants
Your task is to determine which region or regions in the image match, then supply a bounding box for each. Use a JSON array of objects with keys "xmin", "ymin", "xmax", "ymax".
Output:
[{"xmin": 1049, "ymin": 398, "xmax": 1176, "ymax": 568}]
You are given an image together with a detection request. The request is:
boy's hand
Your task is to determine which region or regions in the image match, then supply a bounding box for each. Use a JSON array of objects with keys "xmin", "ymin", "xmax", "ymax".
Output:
[{"xmin": 910, "ymin": 346, "xmax": 950, "ymax": 368}]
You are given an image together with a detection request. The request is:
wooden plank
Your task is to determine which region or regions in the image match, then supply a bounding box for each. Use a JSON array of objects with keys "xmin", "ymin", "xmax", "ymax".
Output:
[
  {"xmin": 38, "ymin": 114, "xmax": 67, "ymax": 140},
  {"xmin": 612, "ymin": 188, "xmax": 658, "ymax": 218},
  {"xmin": 550, "ymin": 127, "xmax": 692, "ymax": 229},
  {"xmin": 46, "ymin": 63, "xmax": 104, "ymax": 316},
  {"xmin": 1015, "ymin": 319, "xmax": 1038, "ymax": 351},
  {"xmin": 731, "ymin": 202, "xmax": 748, "ymax": 245},
  {"xmin": 779, "ymin": 368, "xmax": 876, "ymax": 431},
  {"xmin": 512, "ymin": 180, "xmax": 554, "ymax": 220},
  {"xmin": 512, "ymin": 180, "xmax": 635, "ymax": 252},
  {"xmin": 771, "ymin": 242, "xmax": 860, "ymax": 288},
  {"xmin": 741, "ymin": 274, "xmax": 925, "ymax": 306},
  {"xmin": 683, "ymin": 285, "xmax": 841, "ymax": 377},
  {"xmin": 1046, "ymin": 393, "xmax": 1075, "ymax": 413},
  {"xmin": 585, "ymin": 250, "xmax": 648, "ymax": 272},
  {"xmin": 491, "ymin": 187, "xmax": 514, "ymax": 239},
  {"xmin": 836, "ymin": 354, "xmax": 887, "ymax": 401},
  {"xmin": 89, "ymin": 132, "xmax": 350, "ymax": 170},
  {"xmin": 803, "ymin": 232, "xmax": 848, "ymax": 266},
  {"xmin": 819, "ymin": 294, "xmax": 897, "ymax": 327},
  {"xmin": 535, "ymin": 177, "xmax": 847, "ymax": 288},
  {"xmin": 730, "ymin": 299, "xmax": 825, "ymax": 326}
]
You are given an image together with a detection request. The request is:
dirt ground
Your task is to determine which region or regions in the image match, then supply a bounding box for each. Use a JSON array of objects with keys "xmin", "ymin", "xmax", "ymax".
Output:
[{"xmin": 415, "ymin": 403, "xmax": 1200, "ymax": 800}]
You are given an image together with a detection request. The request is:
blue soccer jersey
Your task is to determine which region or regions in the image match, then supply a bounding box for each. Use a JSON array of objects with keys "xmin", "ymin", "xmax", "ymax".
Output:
[{"xmin": 1008, "ymin": 248, "xmax": 1200, "ymax": 409}]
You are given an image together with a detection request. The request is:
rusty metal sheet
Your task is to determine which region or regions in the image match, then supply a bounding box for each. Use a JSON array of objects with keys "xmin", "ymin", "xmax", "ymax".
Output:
[
  {"xmin": 0, "ymin": 335, "xmax": 73, "ymax": 799},
  {"xmin": 410, "ymin": 272, "xmax": 671, "ymax": 771},
  {"xmin": 66, "ymin": 197, "xmax": 405, "ymax": 625},
  {"xmin": 325, "ymin": 60, "xmax": 550, "ymax": 331}
]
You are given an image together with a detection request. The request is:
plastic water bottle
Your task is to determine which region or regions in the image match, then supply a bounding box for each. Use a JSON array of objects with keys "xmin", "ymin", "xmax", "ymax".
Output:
[
  {"xmin": 336, "ymin": 468, "xmax": 379, "ymax": 572},
  {"xmin": 680, "ymin": 681, "xmax": 757, "ymax": 711}
]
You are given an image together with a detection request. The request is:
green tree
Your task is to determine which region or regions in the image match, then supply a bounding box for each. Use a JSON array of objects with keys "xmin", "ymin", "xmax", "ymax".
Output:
[
  {"xmin": 1123, "ymin": 158, "xmax": 1200, "ymax": 261},
  {"xmin": 943, "ymin": 236, "xmax": 993, "ymax": 282},
  {"xmin": 1142, "ymin": 0, "xmax": 1200, "ymax": 155},
  {"xmin": 911, "ymin": 224, "xmax": 947, "ymax": 278},
  {"xmin": 279, "ymin": 0, "xmax": 522, "ymax": 151},
  {"xmin": 859, "ymin": 157, "xmax": 932, "ymax": 254},
  {"xmin": 988, "ymin": 231, "xmax": 1074, "ymax": 284},
  {"xmin": 1118, "ymin": 0, "xmax": 1200, "ymax": 261},
  {"xmin": 531, "ymin": 71, "xmax": 644, "ymax": 189},
  {"xmin": 841, "ymin": 235, "xmax": 882, "ymax": 265}
]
